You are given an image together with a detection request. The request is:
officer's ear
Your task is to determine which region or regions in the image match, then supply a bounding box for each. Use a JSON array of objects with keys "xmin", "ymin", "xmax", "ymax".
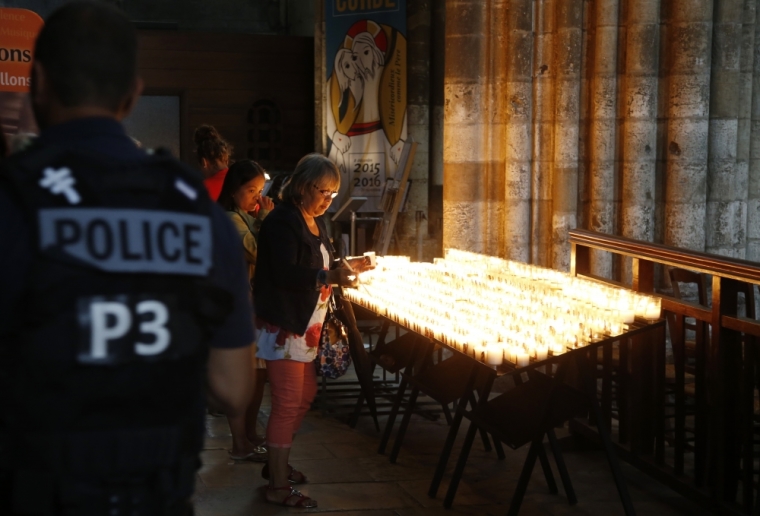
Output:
[
  {"xmin": 30, "ymin": 61, "xmax": 51, "ymax": 108},
  {"xmin": 116, "ymin": 76, "xmax": 144, "ymax": 121}
]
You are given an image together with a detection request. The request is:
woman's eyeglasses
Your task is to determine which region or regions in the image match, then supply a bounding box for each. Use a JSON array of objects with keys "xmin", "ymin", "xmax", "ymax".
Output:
[{"xmin": 313, "ymin": 184, "xmax": 339, "ymax": 199}]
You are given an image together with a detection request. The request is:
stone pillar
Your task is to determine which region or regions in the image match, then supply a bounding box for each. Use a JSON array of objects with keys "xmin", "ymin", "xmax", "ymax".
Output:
[
  {"xmin": 428, "ymin": 0, "xmax": 445, "ymax": 247},
  {"xmin": 706, "ymin": 0, "xmax": 745, "ymax": 258},
  {"xmin": 551, "ymin": 0, "xmax": 583, "ymax": 271},
  {"xmin": 748, "ymin": 2, "xmax": 760, "ymax": 261},
  {"xmin": 620, "ymin": 0, "xmax": 660, "ymax": 280},
  {"xmin": 398, "ymin": 0, "xmax": 431, "ymax": 256},
  {"xmin": 663, "ymin": 0, "xmax": 713, "ymax": 252},
  {"xmin": 503, "ymin": 0, "xmax": 534, "ymax": 262},
  {"xmin": 737, "ymin": 0, "xmax": 756, "ymax": 260},
  {"xmin": 442, "ymin": 0, "xmax": 489, "ymax": 252},
  {"xmin": 531, "ymin": 0, "xmax": 556, "ymax": 267},
  {"xmin": 483, "ymin": 0, "xmax": 508, "ymax": 257},
  {"xmin": 586, "ymin": 0, "xmax": 620, "ymax": 278}
]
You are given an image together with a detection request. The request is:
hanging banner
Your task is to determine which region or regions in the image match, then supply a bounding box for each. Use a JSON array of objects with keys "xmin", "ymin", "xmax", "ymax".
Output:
[
  {"xmin": 0, "ymin": 8, "xmax": 43, "ymax": 92},
  {"xmin": 0, "ymin": 8, "xmax": 44, "ymax": 147},
  {"xmin": 325, "ymin": 0, "xmax": 407, "ymax": 212}
]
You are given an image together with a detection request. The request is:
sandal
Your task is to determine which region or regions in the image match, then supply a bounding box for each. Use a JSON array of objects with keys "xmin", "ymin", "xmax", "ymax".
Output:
[
  {"xmin": 229, "ymin": 446, "xmax": 268, "ymax": 462},
  {"xmin": 265, "ymin": 485, "xmax": 317, "ymax": 508},
  {"xmin": 261, "ymin": 463, "xmax": 308, "ymax": 484}
]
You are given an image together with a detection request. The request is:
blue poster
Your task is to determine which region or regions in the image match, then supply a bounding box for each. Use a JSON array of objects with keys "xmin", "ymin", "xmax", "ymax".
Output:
[{"xmin": 325, "ymin": 0, "xmax": 407, "ymax": 212}]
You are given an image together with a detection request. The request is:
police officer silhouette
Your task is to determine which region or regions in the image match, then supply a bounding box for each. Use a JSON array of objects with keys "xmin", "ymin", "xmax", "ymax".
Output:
[{"xmin": 0, "ymin": 2, "xmax": 256, "ymax": 514}]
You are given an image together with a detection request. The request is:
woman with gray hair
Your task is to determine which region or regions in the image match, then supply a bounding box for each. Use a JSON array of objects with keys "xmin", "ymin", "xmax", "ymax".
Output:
[{"xmin": 253, "ymin": 153, "xmax": 371, "ymax": 508}]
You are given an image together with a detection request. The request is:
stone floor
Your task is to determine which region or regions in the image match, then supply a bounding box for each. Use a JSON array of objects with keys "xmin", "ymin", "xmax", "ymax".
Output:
[{"xmin": 194, "ymin": 379, "xmax": 711, "ymax": 516}]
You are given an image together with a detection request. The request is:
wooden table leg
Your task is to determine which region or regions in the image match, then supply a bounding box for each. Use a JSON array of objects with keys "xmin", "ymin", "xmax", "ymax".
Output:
[{"xmin": 507, "ymin": 437, "xmax": 542, "ymax": 516}]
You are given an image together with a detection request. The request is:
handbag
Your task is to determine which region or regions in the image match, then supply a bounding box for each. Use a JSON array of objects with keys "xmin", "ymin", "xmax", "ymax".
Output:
[{"xmin": 315, "ymin": 294, "xmax": 352, "ymax": 379}]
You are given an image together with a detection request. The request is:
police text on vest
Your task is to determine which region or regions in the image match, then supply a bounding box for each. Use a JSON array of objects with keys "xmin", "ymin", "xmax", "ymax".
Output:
[{"xmin": 38, "ymin": 208, "xmax": 213, "ymax": 275}]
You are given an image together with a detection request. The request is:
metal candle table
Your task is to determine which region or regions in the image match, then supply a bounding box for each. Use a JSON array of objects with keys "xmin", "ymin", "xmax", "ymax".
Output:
[{"xmin": 344, "ymin": 250, "xmax": 666, "ymax": 515}]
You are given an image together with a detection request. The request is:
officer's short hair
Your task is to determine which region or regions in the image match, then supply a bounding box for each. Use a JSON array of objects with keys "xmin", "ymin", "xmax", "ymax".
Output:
[
  {"xmin": 280, "ymin": 154, "xmax": 340, "ymax": 205},
  {"xmin": 34, "ymin": 1, "xmax": 137, "ymax": 112}
]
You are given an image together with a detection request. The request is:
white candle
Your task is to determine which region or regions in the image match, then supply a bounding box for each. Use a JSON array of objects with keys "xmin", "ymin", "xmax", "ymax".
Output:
[
  {"xmin": 644, "ymin": 302, "xmax": 661, "ymax": 320},
  {"xmin": 516, "ymin": 352, "xmax": 530, "ymax": 367},
  {"xmin": 486, "ymin": 343, "xmax": 503, "ymax": 365},
  {"xmin": 536, "ymin": 345, "xmax": 548, "ymax": 361}
]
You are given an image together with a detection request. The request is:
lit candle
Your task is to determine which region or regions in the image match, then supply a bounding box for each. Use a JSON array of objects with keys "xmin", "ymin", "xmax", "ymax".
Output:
[
  {"xmin": 516, "ymin": 352, "xmax": 530, "ymax": 367},
  {"xmin": 486, "ymin": 343, "xmax": 503, "ymax": 365}
]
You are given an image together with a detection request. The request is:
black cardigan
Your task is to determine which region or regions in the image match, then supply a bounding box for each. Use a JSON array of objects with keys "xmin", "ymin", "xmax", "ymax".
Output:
[{"xmin": 253, "ymin": 202, "xmax": 337, "ymax": 335}]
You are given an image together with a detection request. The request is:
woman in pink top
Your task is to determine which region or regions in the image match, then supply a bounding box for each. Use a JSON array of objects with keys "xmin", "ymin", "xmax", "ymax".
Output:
[{"xmin": 194, "ymin": 124, "xmax": 231, "ymax": 201}]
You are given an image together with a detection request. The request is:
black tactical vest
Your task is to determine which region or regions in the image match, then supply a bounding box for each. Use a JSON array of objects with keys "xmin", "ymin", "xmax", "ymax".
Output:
[{"xmin": 0, "ymin": 146, "xmax": 233, "ymax": 515}]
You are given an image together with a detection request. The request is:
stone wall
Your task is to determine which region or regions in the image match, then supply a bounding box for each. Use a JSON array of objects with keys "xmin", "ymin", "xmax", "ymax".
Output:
[{"xmin": 442, "ymin": 0, "xmax": 760, "ymax": 278}]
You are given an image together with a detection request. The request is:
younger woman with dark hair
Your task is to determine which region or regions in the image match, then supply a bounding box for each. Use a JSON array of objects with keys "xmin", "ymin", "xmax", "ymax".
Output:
[
  {"xmin": 195, "ymin": 124, "xmax": 232, "ymax": 201},
  {"xmin": 218, "ymin": 159, "xmax": 275, "ymax": 461}
]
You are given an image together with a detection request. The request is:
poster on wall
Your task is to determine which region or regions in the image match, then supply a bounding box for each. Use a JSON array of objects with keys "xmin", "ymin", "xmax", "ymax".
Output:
[
  {"xmin": 325, "ymin": 0, "xmax": 407, "ymax": 212},
  {"xmin": 0, "ymin": 8, "xmax": 44, "ymax": 149}
]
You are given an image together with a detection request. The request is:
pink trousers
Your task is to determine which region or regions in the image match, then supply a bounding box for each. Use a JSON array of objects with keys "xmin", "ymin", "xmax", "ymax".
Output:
[{"xmin": 265, "ymin": 359, "xmax": 317, "ymax": 448}]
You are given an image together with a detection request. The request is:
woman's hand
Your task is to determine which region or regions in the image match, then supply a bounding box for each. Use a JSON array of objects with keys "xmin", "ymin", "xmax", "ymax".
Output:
[
  {"xmin": 346, "ymin": 256, "xmax": 374, "ymax": 274},
  {"xmin": 326, "ymin": 267, "xmax": 358, "ymax": 287},
  {"xmin": 257, "ymin": 196, "xmax": 275, "ymax": 219}
]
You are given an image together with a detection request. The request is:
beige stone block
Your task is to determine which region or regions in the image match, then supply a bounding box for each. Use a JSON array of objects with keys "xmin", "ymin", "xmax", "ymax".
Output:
[
  {"xmin": 710, "ymin": 71, "xmax": 741, "ymax": 118},
  {"xmin": 532, "ymin": 161, "xmax": 554, "ymax": 200},
  {"xmin": 508, "ymin": 31, "xmax": 534, "ymax": 78},
  {"xmin": 664, "ymin": 202, "xmax": 706, "ymax": 251},
  {"xmin": 444, "ymin": 82, "xmax": 486, "ymax": 124},
  {"xmin": 707, "ymin": 160, "xmax": 738, "ymax": 202},
  {"xmin": 667, "ymin": 73, "xmax": 710, "ymax": 119},
  {"xmin": 626, "ymin": 0, "xmax": 661, "ymax": 24},
  {"xmin": 740, "ymin": 21, "xmax": 756, "ymax": 72},
  {"xmin": 666, "ymin": 161, "xmax": 708, "ymax": 203},
  {"xmin": 446, "ymin": 1, "xmax": 487, "ymax": 37},
  {"xmin": 625, "ymin": 24, "xmax": 661, "ymax": 74},
  {"xmin": 748, "ymin": 159, "xmax": 760, "ymax": 197},
  {"xmin": 623, "ymin": 204, "xmax": 655, "ymax": 241},
  {"xmin": 505, "ymin": 121, "xmax": 531, "ymax": 162},
  {"xmin": 750, "ymin": 123, "xmax": 760, "ymax": 160},
  {"xmin": 738, "ymin": 73, "xmax": 754, "ymax": 121},
  {"xmin": 705, "ymin": 200, "xmax": 742, "ymax": 247},
  {"xmin": 667, "ymin": 118, "xmax": 710, "ymax": 163},
  {"xmin": 622, "ymin": 119, "xmax": 658, "ymax": 161},
  {"xmin": 708, "ymin": 119, "xmax": 739, "ymax": 162},
  {"xmin": 504, "ymin": 161, "xmax": 531, "ymax": 200},
  {"xmin": 667, "ymin": 23, "xmax": 713, "ymax": 72},
  {"xmin": 622, "ymin": 161, "xmax": 656, "ymax": 204},
  {"xmin": 625, "ymin": 75, "xmax": 660, "ymax": 119},
  {"xmin": 746, "ymin": 199, "xmax": 760, "ymax": 238},
  {"xmin": 592, "ymin": 76, "xmax": 618, "ymax": 120},
  {"xmin": 442, "ymin": 199, "xmax": 487, "ymax": 251},
  {"xmin": 443, "ymin": 161, "xmax": 487, "ymax": 201},
  {"xmin": 445, "ymin": 34, "xmax": 486, "ymax": 79},
  {"xmin": 666, "ymin": 0, "xmax": 715, "ymax": 22},
  {"xmin": 712, "ymin": 24, "xmax": 742, "ymax": 71},
  {"xmin": 505, "ymin": 82, "xmax": 532, "ymax": 120},
  {"xmin": 533, "ymin": 121, "xmax": 555, "ymax": 158},
  {"xmin": 589, "ymin": 198, "xmax": 615, "ymax": 233},
  {"xmin": 406, "ymin": 104, "xmax": 430, "ymax": 128},
  {"xmin": 590, "ymin": 119, "xmax": 617, "ymax": 161},
  {"xmin": 556, "ymin": 81, "xmax": 581, "ymax": 120},
  {"xmin": 555, "ymin": 27, "xmax": 583, "ymax": 77},
  {"xmin": 444, "ymin": 123, "xmax": 487, "ymax": 163},
  {"xmin": 596, "ymin": 0, "xmax": 621, "ymax": 26},
  {"xmin": 589, "ymin": 161, "xmax": 616, "ymax": 202},
  {"xmin": 554, "ymin": 122, "xmax": 580, "ymax": 163}
]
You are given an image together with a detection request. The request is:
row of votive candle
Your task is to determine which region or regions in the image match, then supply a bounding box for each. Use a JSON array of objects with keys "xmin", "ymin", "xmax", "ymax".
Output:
[{"xmin": 344, "ymin": 250, "xmax": 662, "ymax": 368}]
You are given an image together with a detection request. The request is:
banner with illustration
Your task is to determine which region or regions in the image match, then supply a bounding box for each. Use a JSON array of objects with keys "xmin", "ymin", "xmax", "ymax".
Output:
[{"xmin": 325, "ymin": 0, "xmax": 407, "ymax": 212}]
